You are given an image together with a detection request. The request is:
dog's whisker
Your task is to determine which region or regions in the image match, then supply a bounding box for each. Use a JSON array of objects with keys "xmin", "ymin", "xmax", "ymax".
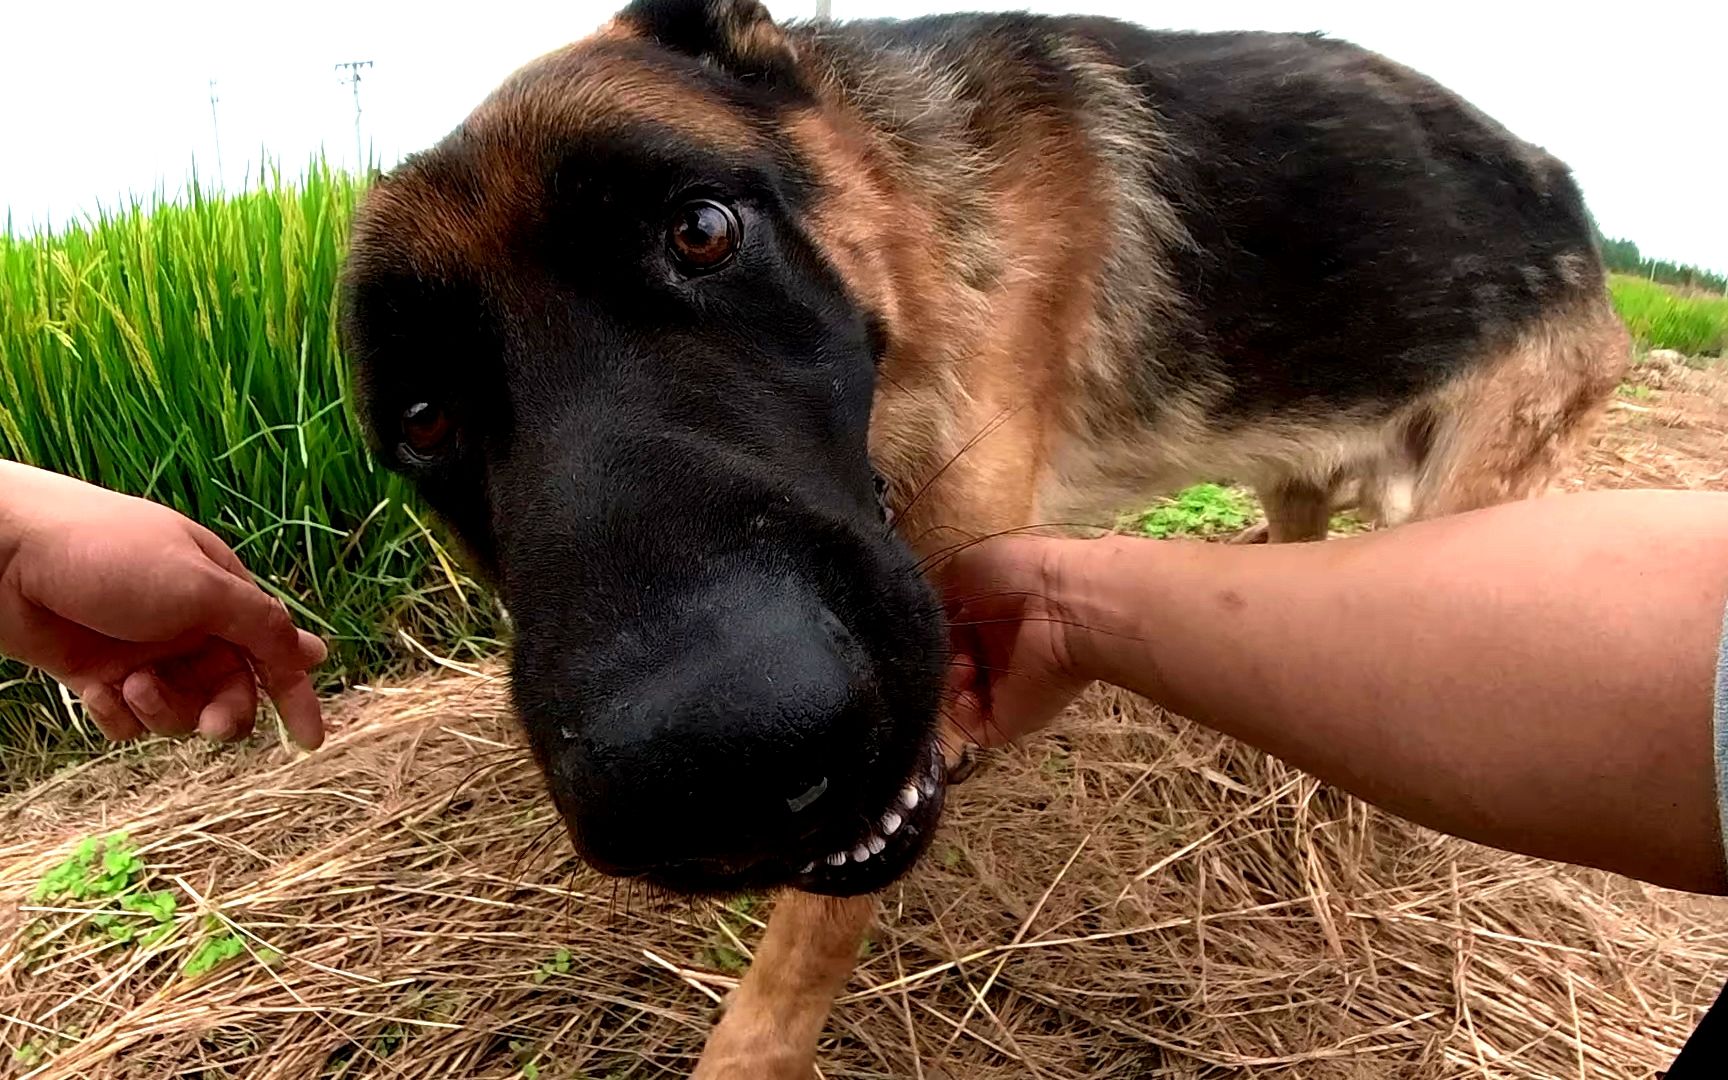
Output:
[
  {"xmin": 911, "ymin": 521, "xmax": 1112, "ymax": 576},
  {"xmin": 896, "ymin": 407, "xmax": 1021, "ymax": 523}
]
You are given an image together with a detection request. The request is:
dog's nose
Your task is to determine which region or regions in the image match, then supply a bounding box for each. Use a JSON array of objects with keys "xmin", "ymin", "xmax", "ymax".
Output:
[{"xmin": 546, "ymin": 576, "xmax": 883, "ymax": 876}]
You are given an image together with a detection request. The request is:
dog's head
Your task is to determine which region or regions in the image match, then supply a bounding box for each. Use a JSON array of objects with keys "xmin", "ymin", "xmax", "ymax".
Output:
[{"xmin": 340, "ymin": 0, "xmax": 949, "ymax": 896}]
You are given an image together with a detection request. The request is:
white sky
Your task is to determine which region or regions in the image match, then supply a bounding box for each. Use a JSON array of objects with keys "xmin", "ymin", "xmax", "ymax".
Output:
[{"xmin": 4, "ymin": 1, "xmax": 1723, "ymax": 274}]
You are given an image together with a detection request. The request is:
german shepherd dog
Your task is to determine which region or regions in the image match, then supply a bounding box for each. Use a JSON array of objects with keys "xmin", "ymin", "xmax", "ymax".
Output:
[{"xmin": 339, "ymin": 0, "xmax": 1627, "ymax": 1073}]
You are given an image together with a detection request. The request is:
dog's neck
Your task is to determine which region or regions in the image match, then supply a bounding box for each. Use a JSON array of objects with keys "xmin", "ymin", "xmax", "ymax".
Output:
[{"xmin": 782, "ymin": 21, "xmax": 1188, "ymax": 529}]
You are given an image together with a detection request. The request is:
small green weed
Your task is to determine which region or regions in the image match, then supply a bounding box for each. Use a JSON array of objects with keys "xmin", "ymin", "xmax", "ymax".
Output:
[
  {"xmin": 937, "ymin": 843, "xmax": 966, "ymax": 871},
  {"xmin": 181, "ymin": 911, "xmax": 278, "ymax": 979},
  {"xmin": 699, "ymin": 941, "xmax": 749, "ymax": 974},
  {"xmin": 182, "ymin": 917, "xmax": 278, "ymax": 979},
  {"xmin": 1127, "ymin": 484, "xmax": 1256, "ymax": 538},
  {"xmin": 30, "ymin": 833, "xmax": 178, "ymax": 949},
  {"xmin": 510, "ymin": 1039, "xmax": 544, "ymax": 1079},
  {"xmin": 29, "ymin": 832, "xmax": 279, "ymax": 983},
  {"xmin": 531, "ymin": 947, "xmax": 573, "ymax": 985},
  {"xmin": 698, "ymin": 893, "xmax": 762, "ymax": 974},
  {"xmin": 1328, "ymin": 510, "xmax": 1372, "ymax": 536},
  {"xmin": 1618, "ymin": 382, "xmax": 1655, "ymax": 400},
  {"xmin": 373, "ymin": 1023, "xmax": 409, "ymax": 1058},
  {"xmin": 183, "ymin": 932, "xmax": 246, "ymax": 977},
  {"xmin": 32, "ymin": 833, "xmax": 143, "ymax": 902}
]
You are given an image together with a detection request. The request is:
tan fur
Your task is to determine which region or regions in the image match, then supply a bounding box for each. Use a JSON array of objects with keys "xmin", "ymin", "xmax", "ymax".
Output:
[
  {"xmin": 350, "ymin": 46, "xmax": 763, "ymax": 281},
  {"xmin": 1408, "ymin": 298, "xmax": 1629, "ymax": 516},
  {"xmin": 693, "ymin": 892, "xmax": 875, "ymax": 1080},
  {"xmin": 1037, "ymin": 297, "xmax": 1629, "ymax": 539}
]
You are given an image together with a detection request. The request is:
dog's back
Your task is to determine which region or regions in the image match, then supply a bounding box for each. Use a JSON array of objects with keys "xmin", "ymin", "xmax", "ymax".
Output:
[{"xmin": 795, "ymin": 13, "xmax": 1626, "ymax": 540}]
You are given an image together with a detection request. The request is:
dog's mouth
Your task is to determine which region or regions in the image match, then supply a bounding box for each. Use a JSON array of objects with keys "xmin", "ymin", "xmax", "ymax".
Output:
[
  {"xmin": 789, "ymin": 736, "xmax": 947, "ymax": 896},
  {"xmin": 635, "ymin": 735, "xmax": 949, "ymax": 898}
]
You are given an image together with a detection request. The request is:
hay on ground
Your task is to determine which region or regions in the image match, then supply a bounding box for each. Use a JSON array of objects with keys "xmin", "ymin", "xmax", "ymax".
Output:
[{"xmin": 2, "ymin": 669, "xmax": 1724, "ymax": 1079}]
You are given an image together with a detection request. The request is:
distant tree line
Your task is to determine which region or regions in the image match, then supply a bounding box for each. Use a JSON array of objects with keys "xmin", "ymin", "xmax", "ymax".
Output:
[{"xmin": 1599, "ymin": 237, "xmax": 1727, "ymax": 295}]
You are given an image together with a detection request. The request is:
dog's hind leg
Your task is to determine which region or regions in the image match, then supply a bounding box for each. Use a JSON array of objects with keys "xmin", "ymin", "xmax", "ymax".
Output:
[
  {"xmin": 1409, "ymin": 300, "xmax": 1627, "ymax": 519},
  {"xmin": 693, "ymin": 891, "xmax": 874, "ymax": 1080},
  {"xmin": 1256, "ymin": 476, "xmax": 1337, "ymax": 543}
]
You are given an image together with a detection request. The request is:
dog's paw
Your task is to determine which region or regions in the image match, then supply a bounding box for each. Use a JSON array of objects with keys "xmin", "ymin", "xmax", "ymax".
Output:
[
  {"xmin": 708, "ymin": 986, "xmax": 739, "ymax": 1028},
  {"xmin": 1228, "ymin": 521, "xmax": 1271, "ymax": 545},
  {"xmin": 946, "ymin": 743, "xmax": 981, "ymax": 786}
]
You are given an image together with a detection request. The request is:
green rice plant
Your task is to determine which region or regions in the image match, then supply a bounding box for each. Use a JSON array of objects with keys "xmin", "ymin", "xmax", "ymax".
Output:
[
  {"xmin": 1609, "ymin": 275, "xmax": 1728, "ymax": 358},
  {"xmin": 0, "ymin": 163, "xmax": 502, "ymax": 782}
]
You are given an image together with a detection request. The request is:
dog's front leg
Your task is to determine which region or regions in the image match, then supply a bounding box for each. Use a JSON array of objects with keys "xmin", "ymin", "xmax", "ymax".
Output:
[{"xmin": 693, "ymin": 889, "xmax": 874, "ymax": 1079}]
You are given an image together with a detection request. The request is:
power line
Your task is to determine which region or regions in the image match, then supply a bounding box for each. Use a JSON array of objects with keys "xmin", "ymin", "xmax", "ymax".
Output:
[
  {"xmin": 207, "ymin": 79, "xmax": 224, "ymax": 183},
  {"xmin": 334, "ymin": 60, "xmax": 374, "ymax": 169}
]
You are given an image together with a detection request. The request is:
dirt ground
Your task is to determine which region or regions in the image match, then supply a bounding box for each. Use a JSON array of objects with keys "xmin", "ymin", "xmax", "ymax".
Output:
[{"xmin": 3, "ymin": 354, "xmax": 1728, "ymax": 1080}]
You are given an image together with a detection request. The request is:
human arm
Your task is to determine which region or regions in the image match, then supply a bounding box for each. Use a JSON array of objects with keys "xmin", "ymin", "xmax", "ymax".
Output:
[
  {"xmin": 943, "ymin": 489, "xmax": 1728, "ymax": 895},
  {"xmin": 0, "ymin": 460, "xmax": 326, "ymax": 748}
]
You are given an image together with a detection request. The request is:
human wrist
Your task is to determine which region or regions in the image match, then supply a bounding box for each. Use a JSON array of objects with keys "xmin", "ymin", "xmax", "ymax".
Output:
[
  {"xmin": 1044, "ymin": 535, "xmax": 1145, "ymax": 690},
  {"xmin": 1049, "ymin": 533, "xmax": 1203, "ymax": 705}
]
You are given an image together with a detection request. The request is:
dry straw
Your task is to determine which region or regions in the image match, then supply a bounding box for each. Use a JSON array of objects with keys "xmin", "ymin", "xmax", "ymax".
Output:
[{"xmin": 3, "ymin": 667, "xmax": 1724, "ymax": 1079}]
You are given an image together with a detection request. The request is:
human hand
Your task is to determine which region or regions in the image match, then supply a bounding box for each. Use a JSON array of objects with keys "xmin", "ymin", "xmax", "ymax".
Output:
[
  {"xmin": 0, "ymin": 462, "xmax": 326, "ymax": 748},
  {"xmin": 938, "ymin": 534, "xmax": 1094, "ymax": 750}
]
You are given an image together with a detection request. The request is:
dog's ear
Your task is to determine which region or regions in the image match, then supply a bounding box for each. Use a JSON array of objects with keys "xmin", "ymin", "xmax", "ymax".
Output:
[{"xmin": 615, "ymin": 0, "xmax": 801, "ymax": 86}]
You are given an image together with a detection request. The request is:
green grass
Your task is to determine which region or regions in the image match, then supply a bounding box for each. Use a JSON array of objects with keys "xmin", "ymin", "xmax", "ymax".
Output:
[
  {"xmin": 698, "ymin": 893, "xmax": 761, "ymax": 975},
  {"xmin": 1124, "ymin": 483, "xmax": 1257, "ymax": 539},
  {"xmin": 1609, "ymin": 274, "xmax": 1728, "ymax": 357},
  {"xmin": 0, "ymin": 163, "xmax": 502, "ymax": 783}
]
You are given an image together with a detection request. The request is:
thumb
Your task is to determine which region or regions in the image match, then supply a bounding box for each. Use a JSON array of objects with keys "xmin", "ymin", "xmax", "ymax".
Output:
[{"xmin": 944, "ymin": 650, "xmax": 994, "ymax": 749}]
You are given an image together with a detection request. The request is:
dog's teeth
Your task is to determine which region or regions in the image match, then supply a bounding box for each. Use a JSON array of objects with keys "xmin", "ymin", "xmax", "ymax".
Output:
[
  {"xmin": 900, "ymin": 784, "xmax": 920, "ymax": 810},
  {"xmin": 851, "ymin": 843, "xmax": 870, "ymax": 863},
  {"xmin": 880, "ymin": 810, "xmax": 903, "ymax": 835},
  {"xmin": 800, "ymin": 862, "xmax": 815, "ymax": 874},
  {"xmin": 866, "ymin": 833, "xmax": 886, "ymax": 855},
  {"xmin": 826, "ymin": 851, "xmax": 847, "ymax": 867}
]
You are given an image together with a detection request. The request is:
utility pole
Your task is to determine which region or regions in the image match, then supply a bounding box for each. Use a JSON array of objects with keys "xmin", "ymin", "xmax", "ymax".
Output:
[
  {"xmin": 814, "ymin": 0, "xmax": 832, "ymax": 18},
  {"xmin": 207, "ymin": 79, "xmax": 224, "ymax": 183},
  {"xmin": 335, "ymin": 60, "xmax": 374, "ymax": 169}
]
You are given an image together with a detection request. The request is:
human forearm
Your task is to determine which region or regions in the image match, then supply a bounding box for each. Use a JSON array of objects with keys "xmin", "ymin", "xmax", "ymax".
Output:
[{"xmin": 1056, "ymin": 490, "xmax": 1728, "ymax": 894}]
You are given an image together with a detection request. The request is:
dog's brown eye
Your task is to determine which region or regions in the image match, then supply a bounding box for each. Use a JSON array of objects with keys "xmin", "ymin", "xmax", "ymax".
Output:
[
  {"xmin": 401, "ymin": 401, "xmax": 452, "ymax": 458},
  {"xmin": 668, "ymin": 199, "xmax": 740, "ymax": 271}
]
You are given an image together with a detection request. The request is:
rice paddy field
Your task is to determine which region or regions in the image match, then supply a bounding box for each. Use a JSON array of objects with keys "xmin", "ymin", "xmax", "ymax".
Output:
[
  {"xmin": 1608, "ymin": 275, "xmax": 1728, "ymax": 359},
  {"xmin": 4, "ymin": 176, "xmax": 1728, "ymax": 1077},
  {"xmin": 0, "ymin": 167, "xmax": 501, "ymax": 783}
]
